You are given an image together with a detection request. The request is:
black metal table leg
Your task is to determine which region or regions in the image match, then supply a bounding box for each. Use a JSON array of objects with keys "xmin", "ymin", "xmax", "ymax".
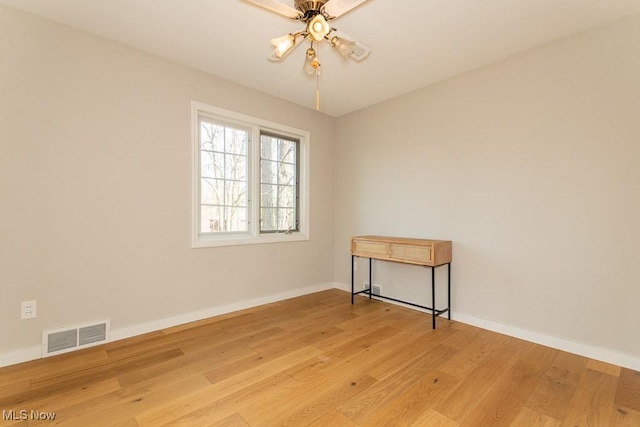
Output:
[
  {"xmin": 431, "ymin": 266, "xmax": 436, "ymax": 329},
  {"xmin": 351, "ymin": 255, "xmax": 354, "ymax": 304},
  {"xmin": 447, "ymin": 262, "xmax": 451, "ymax": 320},
  {"xmin": 368, "ymin": 258, "xmax": 372, "ymax": 299}
]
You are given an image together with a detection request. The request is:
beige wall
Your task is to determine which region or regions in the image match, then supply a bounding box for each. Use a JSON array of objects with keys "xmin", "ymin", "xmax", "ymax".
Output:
[
  {"xmin": 335, "ymin": 14, "xmax": 640, "ymax": 363},
  {"xmin": 0, "ymin": 6, "xmax": 335, "ymax": 359}
]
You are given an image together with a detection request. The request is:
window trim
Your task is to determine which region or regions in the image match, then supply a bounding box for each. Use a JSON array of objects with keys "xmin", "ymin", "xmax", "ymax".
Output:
[{"xmin": 191, "ymin": 101, "xmax": 310, "ymax": 248}]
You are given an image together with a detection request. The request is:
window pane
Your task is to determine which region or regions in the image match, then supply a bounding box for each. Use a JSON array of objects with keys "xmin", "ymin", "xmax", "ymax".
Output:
[
  {"xmin": 200, "ymin": 122, "xmax": 224, "ymax": 152},
  {"xmin": 261, "ymin": 208, "xmax": 278, "ymax": 231},
  {"xmin": 199, "ymin": 118, "xmax": 249, "ymax": 235},
  {"xmin": 201, "ymin": 152, "xmax": 224, "ymax": 179},
  {"xmin": 279, "ymin": 140, "xmax": 296, "ymax": 163},
  {"xmin": 260, "ymin": 159, "xmax": 278, "ymax": 184},
  {"xmin": 225, "ymin": 154, "xmax": 247, "ymax": 181},
  {"xmin": 225, "ymin": 180, "xmax": 247, "ymax": 207},
  {"xmin": 278, "ymin": 208, "xmax": 295, "ymax": 230},
  {"xmin": 261, "ymin": 184, "xmax": 278, "ymax": 207},
  {"xmin": 225, "ymin": 128, "xmax": 248, "ymax": 155},
  {"xmin": 225, "ymin": 206, "xmax": 247, "ymax": 232},
  {"xmin": 201, "ymin": 178, "xmax": 224, "ymax": 205},
  {"xmin": 278, "ymin": 185, "xmax": 295, "ymax": 208},
  {"xmin": 259, "ymin": 133, "xmax": 299, "ymax": 233},
  {"xmin": 261, "ymin": 136, "xmax": 278, "ymax": 160},
  {"xmin": 278, "ymin": 163, "xmax": 295, "ymax": 185},
  {"xmin": 201, "ymin": 205, "xmax": 223, "ymax": 233}
]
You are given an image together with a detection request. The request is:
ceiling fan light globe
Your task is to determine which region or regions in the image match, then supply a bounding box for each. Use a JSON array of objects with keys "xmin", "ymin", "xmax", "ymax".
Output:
[
  {"xmin": 303, "ymin": 47, "xmax": 318, "ymax": 75},
  {"xmin": 331, "ymin": 36, "xmax": 356, "ymax": 57},
  {"xmin": 270, "ymin": 34, "xmax": 296, "ymax": 58},
  {"xmin": 307, "ymin": 14, "xmax": 330, "ymax": 41}
]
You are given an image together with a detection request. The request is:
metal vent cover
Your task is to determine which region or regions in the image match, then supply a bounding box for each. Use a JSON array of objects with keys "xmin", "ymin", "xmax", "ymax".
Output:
[
  {"xmin": 47, "ymin": 329, "xmax": 77, "ymax": 354},
  {"xmin": 79, "ymin": 323, "xmax": 107, "ymax": 346},
  {"xmin": 43, "ymin": 320, "xmax": 110, "ymax": 357}
]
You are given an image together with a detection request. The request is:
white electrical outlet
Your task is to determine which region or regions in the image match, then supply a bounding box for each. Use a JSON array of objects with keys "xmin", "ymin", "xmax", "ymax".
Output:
[{"xmin": 21, "ymin": 300, "xmax": 36, "ymax": 319}]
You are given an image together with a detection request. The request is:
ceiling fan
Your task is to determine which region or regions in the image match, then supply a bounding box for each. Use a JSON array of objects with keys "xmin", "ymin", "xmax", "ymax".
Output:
[{"xmin": 242, "ymin": 0, "xmax": 372, "ymax": 110}]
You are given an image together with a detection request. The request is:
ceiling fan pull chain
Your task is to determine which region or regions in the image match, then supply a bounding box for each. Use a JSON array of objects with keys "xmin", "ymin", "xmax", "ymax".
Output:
[
  {"xmin": 315, "ymin": 41, "xmax": 321, "ymax": 111},
  {"xmin": 316, "ymin": 72, "xmax": 320, "ymax": 111}
]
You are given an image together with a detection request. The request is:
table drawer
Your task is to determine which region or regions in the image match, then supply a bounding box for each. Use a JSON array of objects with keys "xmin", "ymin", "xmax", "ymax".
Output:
[
  {"xmin": 352, "ymin": 240, "xmax": 388, "ymax": 257},
  {"xmin": 390, "ymin": 243, "xmax": 432, "ymax": 263}
]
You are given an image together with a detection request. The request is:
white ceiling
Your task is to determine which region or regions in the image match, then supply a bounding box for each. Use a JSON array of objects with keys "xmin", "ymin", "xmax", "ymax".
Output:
[{"xmin": 3, "ymin": 0, "xmax": 640, "ymax": 117}]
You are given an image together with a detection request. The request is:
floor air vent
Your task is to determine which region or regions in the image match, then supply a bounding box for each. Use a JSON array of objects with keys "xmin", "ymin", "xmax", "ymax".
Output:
[
  {"xmin": 43, "ymin": 320, "xmax": 110, "ymax": 357},
  {"xmin": 364, "ymin": 283, "xmax": 382, "ymax": 296}
]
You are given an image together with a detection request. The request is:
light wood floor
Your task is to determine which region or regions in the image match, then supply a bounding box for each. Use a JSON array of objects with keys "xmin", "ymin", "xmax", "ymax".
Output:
[{"xmin": 1, "ymin": 289, "xmax": 639, "ymax": 426}]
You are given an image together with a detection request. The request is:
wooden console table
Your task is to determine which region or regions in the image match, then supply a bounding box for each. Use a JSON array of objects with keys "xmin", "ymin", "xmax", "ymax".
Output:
[{"xmin": 350, "ymin": 235, "xmax": 452, "ymax": 328}]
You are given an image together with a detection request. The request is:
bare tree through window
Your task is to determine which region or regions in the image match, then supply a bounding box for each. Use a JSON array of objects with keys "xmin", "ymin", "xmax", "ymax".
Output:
[
  {"xmin": 260, "ymin": 134, "xmax": 298, "ymax": 233},
  {"xmin": 199, "ymin": 120, "xmax": 248, "ymax": 233}
]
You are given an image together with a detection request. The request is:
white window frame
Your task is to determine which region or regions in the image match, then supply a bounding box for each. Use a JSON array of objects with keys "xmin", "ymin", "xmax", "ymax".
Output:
[{"xmin": 191, "ymin": 101, "xmax": 310, "ymax": 248}]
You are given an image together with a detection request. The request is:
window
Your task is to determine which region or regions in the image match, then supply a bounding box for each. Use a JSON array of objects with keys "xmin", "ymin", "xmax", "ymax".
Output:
[
  {"xmin": 260, "ymin": 133, "xmax": 299, "ymax": 233},
  {"xmin": 192, "ymin": 102, "xmax": 309, "ymax": 247},
  {"xmin": 200, "ymin": 121, "xmax": 249, "ymax": 233}
]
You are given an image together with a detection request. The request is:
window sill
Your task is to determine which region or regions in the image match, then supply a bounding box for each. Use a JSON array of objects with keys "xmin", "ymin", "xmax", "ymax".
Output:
[{"xmin": 191, "ymin": 231, "xmax": 309, "ymax": 248}]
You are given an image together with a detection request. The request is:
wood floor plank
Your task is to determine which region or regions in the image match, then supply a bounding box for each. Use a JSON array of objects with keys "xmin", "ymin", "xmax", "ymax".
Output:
[
  {"xmin": 458, "ymin": 342, "xmax": 558, "ymax": 426},
  {"xmin": 409, "ymin": 409, "xmax": 458, "ymax": 427},
  {"xmin": 284, "ymin": 323, "xmax": 433, "ymax": 384},
  {"xmin": 510, "ymin": 407, "xmax": 561, "ymax": 426},
  {"xmin": 0, "ymin": 348, "xmax": 183, "ymax": 408},
  {"xmin": 433, "ymin": 336, "xmax": 525, "ymax": 422},
  {"xmin": 306, "ymin": 409, "xmax": 358, "ymax": 426},
  {"xmin": 0, "ymin": 346, "xmax": 109, "ymax": 385},
  {"xmin": 0, "ymin": 289, "xmax": 637, "ymax": 426},
  {"xmin": 116, "ymin": 340, "xmax": 256, "ymax": 388},
  {"xmin": 108, "ymin": 418, "xmax": 140, "ymax": 427},
  {"xmin": 437, "ymin": 326, "xmax": 510, "ymax": 379},
  {"xmin": 0, "ymin": 380, "xmax": 29, "ymax": 400},
  {"xmin": 524, "ymin": 349, "xmax": 588, "ymax": 420},
  {"xmin": 156, "ymin": 373, "xmax": 297, "ymax": 426},
  {"xmin": 177, "ymin": 326, "xmax": 283, "ymax": 355},
  {"xmin": 561, "ymin": 367, "xmax": 639, "ymax": 426},
  {"xmin": 51, "ymin": 375, "xmax": 211, "ymax": 426},
  {"xmin": 239, "ymin": 372, "xmax": 377, "ymax": 426},
  {"xmin": 615, "ymin": 368, "xmax": 640, "ymax": 411},
  {"xmin": 358, "ymin": 369, "xmax": 459, "ymax": 426},
  {"xmin": 323, "ymin": 325, "xmax": 401, "ymax": 360},
  {"xmin": 586, "ymin": 358, "xmax": 622, "ymax": 377},
  {"xmin": 248, "ymin": 324, "xmax": 344, "ymax": 359},
  {"xmin": 208, "ymin": 412, "xmax": 250, "ymax": 427},
  {"xmin": 22, "ymin": 378, "xmax": 122, "ymax": 414},
  {"xmin": 337, "ymin": 344, "xmax": 457, "ymax": 423},
  {"xmin": 363, "ymin": 328, "xmax": 454, "ymax": 381},
  {"xmin": 163, "ymin": 410, "xmax": 250, "ymax": 427},
  {"xmin": 136, "ymin": 346, "xmax": 321, "ymax": 426}
]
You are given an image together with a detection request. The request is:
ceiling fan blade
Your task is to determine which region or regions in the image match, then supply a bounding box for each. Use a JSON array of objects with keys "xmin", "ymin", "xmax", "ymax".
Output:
[
  {"xmin": 242, "ymin": 0, "xmax": 303, "ymax": 19},
  {"xmin": 322, "ymin": 0, "xmax": 370, "ymax": 19},
  {"xmin": 330, "ymin": 30, "xmax": 371, "ymax": 61}
]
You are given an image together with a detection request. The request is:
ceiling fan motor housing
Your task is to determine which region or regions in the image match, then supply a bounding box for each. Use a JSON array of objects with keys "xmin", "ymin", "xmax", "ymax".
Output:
[{"xmin": 295, "ymin": 0, "xmax": 329, "ymax": 19}]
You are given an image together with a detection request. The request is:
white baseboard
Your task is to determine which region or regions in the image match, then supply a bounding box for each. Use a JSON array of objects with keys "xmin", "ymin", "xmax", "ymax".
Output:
[
  {"xmin": 335, "ymin": 282, "xmax": 640, "ymax": 371},
  {"xmin": 452, "ymin": 312, "xmax": 640, "ymax": 371},
  {"xmin": 110, "ymin": 282, "xmax": 335, "ymax": 341},
  {"xmin": 0, "ymin": 346, "xmax": 42, "ymax": 368},
  {"xmin": 0, "ymin": 282, "xmax": 336, "ymax": 368}
]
